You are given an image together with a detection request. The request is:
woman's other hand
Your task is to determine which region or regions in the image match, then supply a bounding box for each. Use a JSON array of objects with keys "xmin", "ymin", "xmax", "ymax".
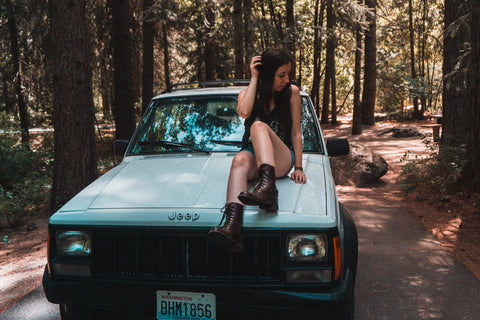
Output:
[{"xmin": 291, "ymin": 169, "xmax": 307, "ymax": 184}]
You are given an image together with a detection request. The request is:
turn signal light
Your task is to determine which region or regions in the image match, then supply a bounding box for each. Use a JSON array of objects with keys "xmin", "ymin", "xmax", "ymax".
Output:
[{"xmin": 333, "ymin": 236, "xmax": 341, "ymax": 280}]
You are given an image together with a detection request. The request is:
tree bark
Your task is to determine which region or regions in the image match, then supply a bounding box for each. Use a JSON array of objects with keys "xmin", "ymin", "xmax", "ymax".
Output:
[
  {"xmin": 142, "ymin": 0, "xmax": 155, "ymax": 115},
  {"xmin": 471, "ymin": 6, "xmax": 480, "ymax": 190},
  {"xmin": 259, "ymin": 0, "xmax": 270, "ymax": 48},
  {"xmin": 95, "ymin": 0, "xmax": 113, "ymax": 121},
  {"xmin": 48, "ymin": 0, "xmax": 97, "ymax": 210},
  {"xmin": 311, "ymin": 0, "xmax": 325, "ymax": 116},
  {"xmin": 162, "ymin": 21, "xmax": 171, "ymax": 89},
  {"xmin": 6, "ymin": 0, "xmax": 29, "ymax": 147},
  {"xmin": 442, "ymin": 0, "xmax": 480, "ymax": 191},
  {"xmin": 409, "ymin": 0, "xmax": 421, "ymax": 120},
  {"xmin": 361, "ymin": 0, "xmax": 376, "ymax": 126},
  {"xmin": 233, "ymin": 0, "xmax": 244, "ymax": 79},
  {"xmin": 268, "ymin": 0, "xmax": 284, "ymax": 40},
  {"xmin": 352, "ymin": 15, "xmax": 363, "ymax": 135},
  {"xmin": 243, "ymin": 0, "xmax": 254, "ymax": 68},
  {"xmin": 321, "ymin": 0, "xmax": 335, "ymax": 124},
  {"xmin": 419, "ymin": 0, "xmax": 428, "ymax": 115},
  {"xmin": 111, "ymin": 0, "xmax": 136, "ymax": 140},
  {"xmin": 1, "ymin": 68, "xmax": 12, "ymax": 114},
  {"xmin": 442, "ymin": 0, "xmax": 471, "ymax": 146},
  {"xmin": 205, "ymin": 0, "xmax": 217, "ymax": 81},
  {"xmin": 286, "ymin": 0, "xmax": 296, "ymax": 78}
]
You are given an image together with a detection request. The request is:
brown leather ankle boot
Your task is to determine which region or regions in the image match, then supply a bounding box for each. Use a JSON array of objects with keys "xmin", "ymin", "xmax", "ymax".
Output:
[
  {"xmin": 238, "ymin": 164, "xmax": 278, "ymax": 211},
  {"xmin": 208, "ymin": 202, "xmax": 244, "ymax": 252}
]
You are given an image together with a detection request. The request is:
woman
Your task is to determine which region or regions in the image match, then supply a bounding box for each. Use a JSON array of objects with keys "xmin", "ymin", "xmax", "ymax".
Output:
[{"xmin": 208, "ymin": 48, "xmax": 307, "ymax": 252}]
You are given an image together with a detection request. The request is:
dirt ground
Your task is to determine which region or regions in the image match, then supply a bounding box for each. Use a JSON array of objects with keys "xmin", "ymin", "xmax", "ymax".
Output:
[{"xmin": 0, "ymin": 120, "xmax": 479, "ymax": 315}]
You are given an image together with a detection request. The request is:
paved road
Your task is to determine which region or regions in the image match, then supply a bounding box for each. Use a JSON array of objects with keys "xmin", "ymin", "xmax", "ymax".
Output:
[
  {"xmin": 340, "ymin": 188, "xmax": 480, "ymax": 319},
  {"xmin": 2, "ymin": 129, "xmax": 480, "ymax": 319},
  {"xmin": 2, "ymin": 199, "xmax": 479, "ymax": 320},
  {"xmin": 0, "ymin": 286, "xmax": 58, "ymax": 320}
]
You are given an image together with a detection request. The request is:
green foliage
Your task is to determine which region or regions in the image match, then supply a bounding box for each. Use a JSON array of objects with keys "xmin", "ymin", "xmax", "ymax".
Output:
[
  {"xmin": 0, "ymin": 133, "xmax": 52, "ymax": 225},
  {"xmin": 399, "ymin": 140, "xmax": 467, "ymax": 198}
]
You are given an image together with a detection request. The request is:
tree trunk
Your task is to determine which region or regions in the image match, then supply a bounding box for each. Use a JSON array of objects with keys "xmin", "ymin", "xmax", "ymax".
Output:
[
  {"xmin": 48, "ymin": 0, "xmax": 97, "ymax": 210},
  {"xmin": 443, "ymin": 0, "xmax": 480, "ymax": 191},
  {"xmin": 321, "ymin": 0, "xmax": 334, "ymax": 124},
  {"xmin": 409, "ymin": 0, "xmax": 421, "ymax": 120},
  {"xmin": 268, "ymin": 0, "xmax": 283, "ymax": 40},
  {"xmin": 243, "ymin": 0, "xmax": 254, "ymax": 67},
  {"xmin": 352, "ymin": 15, "xmax": 363, "ymax": 135},
  {"xmin": 142, "ymin": 0, "xmax": 155, "ymax": 115},
  {"xmin": 419, "ymin": 0, "xmax": 428, "ymax": 115},
  {"xmin": 330, "ymin": 57, "xmax": 337, "ymax": 124},
  {"xmin": 311, "ymin": 0, "xmax": 325, "ymax": 116},
  {"xmin": 162, "ymin": 21, "xmax": 171, "ymax": 89},
  {"xmin": 1, "ymin": 68, "xmax": 12, "ymax": 114},
  {"xmin": 234, "ymin": 0, "xmax": 244, "ymax": 79},
  {"xmin": 471, "ymin": 6, "xmax": 480, "ymax": 190},
  {"xmin": 205, "ymin": 0, "xmax": 216, "ymax": 81},
  {"xmin": 95, "ymin": 0, "xmax": 113, "ymax": 121},
  {"xmin": 442, "ymin": 0, "xmax": 471, "ymax": 146},
  {"xmin": 111, "ymin": 0, "xmax": 136, "ymax": 140},
  {"xmin": 259, "ymin": 0, "xmax": 270, "ymax": 48},
  {"xmin": 329, "ymin": 0, "xmax": 336, "ymax": 125},
  {"xmin": 6, "ymin": 0, "xmax": 29, "ymax": 147},
  {"xmin": 286, "ymin": 0, "xmax": 296, "ymax": 78},
  {"xmin": 361, "ymin": 0, "xmax": 376, "ymax": 126}
]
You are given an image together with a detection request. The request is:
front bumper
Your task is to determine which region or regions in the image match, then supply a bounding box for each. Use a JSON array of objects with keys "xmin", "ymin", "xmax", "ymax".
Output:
[{"xmin": 43, "ymin": 266, "xmax": 355, "ymax": 319}]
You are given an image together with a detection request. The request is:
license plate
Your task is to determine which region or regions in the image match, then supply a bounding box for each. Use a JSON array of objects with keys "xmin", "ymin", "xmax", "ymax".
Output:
[{"xmin": 156, "ymin": 290, "xmax": 216, "ymax": 320}]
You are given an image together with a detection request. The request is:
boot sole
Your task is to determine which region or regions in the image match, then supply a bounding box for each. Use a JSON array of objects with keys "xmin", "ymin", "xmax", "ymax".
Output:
[
  {"xmin": 238, "ymin": 193, "xmax": 278, "ymax": 211},
  {"xmin": 208, "ymin": 230, "xmax": 244, "ymax": 253},
  {"xmin": 260, "ymin": 203, "xmax": 278, "ymax": 211}
]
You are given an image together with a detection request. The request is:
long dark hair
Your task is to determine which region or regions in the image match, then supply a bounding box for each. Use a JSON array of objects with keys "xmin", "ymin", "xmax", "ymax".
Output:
[{"xmin": 256, "ymin": 48, "xmax": 292, "ymax": 115}]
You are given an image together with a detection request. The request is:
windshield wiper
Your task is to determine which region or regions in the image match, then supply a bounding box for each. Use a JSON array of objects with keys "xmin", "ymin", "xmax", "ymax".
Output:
[
  {"xmin": 138, "ymin": 140, "xmax": 209, "ymax": 154},
  {"xmin": 210, "ymin": 140, "xmax": 243, "ymax": 147}
]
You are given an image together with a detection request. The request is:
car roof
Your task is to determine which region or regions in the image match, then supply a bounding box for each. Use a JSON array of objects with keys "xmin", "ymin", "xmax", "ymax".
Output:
[
  {"xmin": 153, "ymin": 86, "xmax": 247, "ymax": 100},
  {"xmin": 152, "ymin": 83, "xmax": 309, "ymax": 100}
]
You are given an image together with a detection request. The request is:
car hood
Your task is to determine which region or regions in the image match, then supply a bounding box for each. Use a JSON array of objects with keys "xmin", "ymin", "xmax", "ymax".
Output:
[{"xmin": 50, "ymin": 153, "xmax": 338, "ymax": 228}]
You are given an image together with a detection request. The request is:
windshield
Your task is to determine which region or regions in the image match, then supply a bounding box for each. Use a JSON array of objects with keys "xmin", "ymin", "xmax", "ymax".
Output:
[{"xmin": 128, "ymin": 94, "xmax": 323, "ymax": 155}]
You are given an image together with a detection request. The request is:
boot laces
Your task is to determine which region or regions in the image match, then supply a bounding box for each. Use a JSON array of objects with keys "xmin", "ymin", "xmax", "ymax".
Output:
[
  {"xmin": 218, "ymin": 203, "xmax": 235, "ymax": 227},
  {"xmin": 253, "ymin": 168, "xmax": 268, "ymax": 189}
]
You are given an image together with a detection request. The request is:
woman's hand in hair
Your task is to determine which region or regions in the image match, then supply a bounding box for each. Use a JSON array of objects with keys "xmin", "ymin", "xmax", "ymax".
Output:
[{"xmin": 250, "ymin": 56, "xmax": 262, "ymax": 79}]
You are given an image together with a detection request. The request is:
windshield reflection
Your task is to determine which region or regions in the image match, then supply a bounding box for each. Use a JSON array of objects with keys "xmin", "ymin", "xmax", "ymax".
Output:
[{"xmin": 129, "ymin": 95, "xmax": 321, "ymax": 155}]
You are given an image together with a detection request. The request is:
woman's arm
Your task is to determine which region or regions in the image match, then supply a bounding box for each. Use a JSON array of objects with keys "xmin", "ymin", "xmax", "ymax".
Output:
[
  {"xmin": 237, "ymin": 56, "xmax": 262, "ymax": 119},
  {"xmin": 290, "ymin": 85, "xmax": 307, "ymax": 184}
]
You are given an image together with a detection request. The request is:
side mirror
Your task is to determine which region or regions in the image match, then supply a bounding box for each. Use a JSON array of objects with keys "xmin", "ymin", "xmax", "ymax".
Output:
[
  {"xmin": 326, "ymin": 138, "xmax": 349, "ymax": 157},
  {"xmin": 113, "ymin": 140, "xmax": 129, "ymax": 157}
]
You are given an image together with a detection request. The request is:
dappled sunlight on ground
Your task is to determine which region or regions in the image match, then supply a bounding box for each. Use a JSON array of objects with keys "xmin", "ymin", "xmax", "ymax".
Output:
[
  {"xmin": 323, "ymin": 120, "xmax": 480, "ymax": 280},
  {"xmin": 323, "ymin": 120, "xmax": 480, "ymax": 319}
]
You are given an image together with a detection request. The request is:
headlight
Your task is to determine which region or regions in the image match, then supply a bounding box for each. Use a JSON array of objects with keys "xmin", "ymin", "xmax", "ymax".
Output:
[
  {"xmin": 287, "ymin": 234, "xmax": 327, "ymax": 261},
  {"xmin": 56, "ymin": 231, "xmax": 92, "ymax": 256}
]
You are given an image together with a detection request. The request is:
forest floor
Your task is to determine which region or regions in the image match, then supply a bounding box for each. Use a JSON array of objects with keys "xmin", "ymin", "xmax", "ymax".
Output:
[{"xmin": 0, "ymin": 120, "xmax": 479, "ymax": 315}]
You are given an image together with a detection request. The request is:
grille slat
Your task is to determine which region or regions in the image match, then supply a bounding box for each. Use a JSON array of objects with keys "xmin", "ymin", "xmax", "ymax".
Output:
[{"xmin": 93, "ymin": 233, "xmax": 281, "ymax": 282}]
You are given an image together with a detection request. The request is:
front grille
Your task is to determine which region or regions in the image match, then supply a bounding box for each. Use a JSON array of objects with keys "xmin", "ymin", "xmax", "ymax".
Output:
[{"xmin": 93, "ymin": 232, "xmax": 282, "ymax": 282}]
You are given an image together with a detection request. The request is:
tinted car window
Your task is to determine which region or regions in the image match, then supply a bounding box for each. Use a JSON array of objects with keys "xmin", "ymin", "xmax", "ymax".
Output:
[{"xmin": 128, "ymin": 95, "xmax": 322, "ymax": 155}]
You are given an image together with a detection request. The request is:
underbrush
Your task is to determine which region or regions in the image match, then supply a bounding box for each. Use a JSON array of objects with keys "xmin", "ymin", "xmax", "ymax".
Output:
[
  {"xmin": 400, "ymin": 140, "xmax": 480, "ymax": 209},
  {"xmin": 0, "ymin": 133, "xmax": 53, "ymax": 227},
  {"xmin": 0, "ymin": 129, "xmax": 117, "ymax": 228}
]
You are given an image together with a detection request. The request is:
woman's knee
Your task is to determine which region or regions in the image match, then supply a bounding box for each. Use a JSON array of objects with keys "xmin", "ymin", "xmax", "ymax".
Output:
[
  {"xmin": 250, "ymin": 120, "xmax": 269, "ymax": 134},
  {"xmin": 231, "ymin": 152, "xmax": 253, "ymax": 170}
]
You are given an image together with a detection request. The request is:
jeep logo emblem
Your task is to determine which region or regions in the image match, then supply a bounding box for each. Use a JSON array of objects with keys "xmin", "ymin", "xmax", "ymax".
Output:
[{"xmin": 168, "ymin": 212, "xmax": 200, "ymax": 221}]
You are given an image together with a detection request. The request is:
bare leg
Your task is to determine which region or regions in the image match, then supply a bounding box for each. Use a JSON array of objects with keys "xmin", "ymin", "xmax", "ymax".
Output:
[
  {"xmin": 250, "ymin": 121, "xmax": 293, "ymax": 177},
  {"xmin": 226, "ymin": 150, "xmax": 257, "ymax": 204}
]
